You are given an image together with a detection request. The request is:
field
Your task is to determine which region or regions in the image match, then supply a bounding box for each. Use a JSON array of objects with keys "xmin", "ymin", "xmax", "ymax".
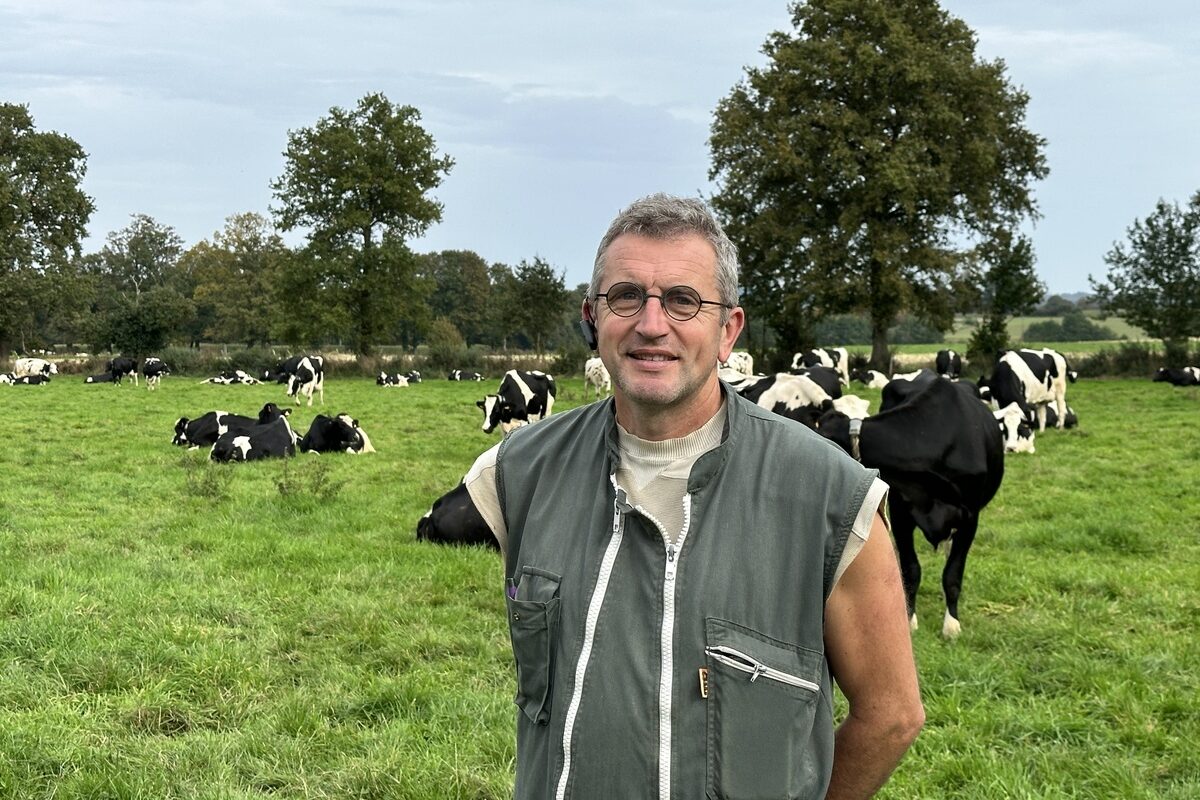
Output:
[{"xmin": 0, "ymin": 374, "xmax": 1197, "ymax": 798}]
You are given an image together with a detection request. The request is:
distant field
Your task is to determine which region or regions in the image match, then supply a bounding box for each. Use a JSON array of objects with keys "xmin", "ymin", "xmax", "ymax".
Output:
[
  {"xmin": 0, "ymin": 375, "xmax": 1196, "ymax": 798},
  {"xmin": 941, "ymin": 313, "xmax": 1148, "ymax": 344}
]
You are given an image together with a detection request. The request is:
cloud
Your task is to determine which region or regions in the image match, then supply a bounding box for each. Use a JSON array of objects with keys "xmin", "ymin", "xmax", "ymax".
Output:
[{"xmin": 975, "ymin": 25, "xmax": 1177, "ymax": 72}]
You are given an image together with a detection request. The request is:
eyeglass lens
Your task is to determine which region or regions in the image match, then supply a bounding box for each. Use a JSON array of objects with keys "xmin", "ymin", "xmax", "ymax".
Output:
[{"xmin": 604, "ymin": 283, "xmax": 704, "ymax": 321}]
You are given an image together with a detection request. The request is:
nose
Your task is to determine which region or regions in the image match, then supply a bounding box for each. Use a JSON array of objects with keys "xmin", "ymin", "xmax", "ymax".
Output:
[{"xmin": 633, "ymin": 294, "xmax": 672, "ymax": 337}]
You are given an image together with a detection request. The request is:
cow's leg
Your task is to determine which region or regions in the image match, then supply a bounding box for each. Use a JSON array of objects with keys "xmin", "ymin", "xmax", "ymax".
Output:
[
  {"xmin": 888, "ymin": 499, "xmax": 921, "ymax": 631},
  {"xmin": 1035, "ymin": 404, "xmax": 1047, "ymax": 432},
  {"xmin": 1054, "ymin": 392, "xmax": 1066, "ymax": 429},
  {"xmin": 940, "ymin": 515, "xmax": 979, "ymax": 639}
]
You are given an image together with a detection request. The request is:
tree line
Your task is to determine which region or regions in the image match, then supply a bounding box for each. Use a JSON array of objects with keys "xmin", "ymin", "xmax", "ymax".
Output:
[{"xmin": 4, "ymin": 0, "xmax": 1198, "ymax": 369}]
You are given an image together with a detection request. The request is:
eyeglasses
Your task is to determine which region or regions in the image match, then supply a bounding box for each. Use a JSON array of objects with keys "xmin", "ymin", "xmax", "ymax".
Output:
[{"xmin": 595, "ymin": 282, "xmax": 732, "ymax": 322}]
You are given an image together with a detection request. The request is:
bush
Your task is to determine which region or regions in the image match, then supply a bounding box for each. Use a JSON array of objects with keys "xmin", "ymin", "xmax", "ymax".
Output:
[
  {"xmin": 888, "ymin": 316, "xmax": 942, "ymax": 344},
  {"xmin": 1023, "ymin": 311, "xmax": 1116, "ymax": 343}
]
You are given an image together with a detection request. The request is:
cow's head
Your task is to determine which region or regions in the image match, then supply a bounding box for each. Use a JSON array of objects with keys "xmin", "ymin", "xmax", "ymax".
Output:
[
  {"xmin": 376, "ymin": 372, "xmax": 388, "ymax": 385},
  {"xmin": 333, "ymin": 413, "xmax": 375, "ymax": 453},
  {"xmin": 258, "ymin": 402, "xmax": 290, "ymax": 424},
  {"xmin": 994, "ymin": 403, "xmax": 1035, "ymax": 454},
  {"xmin": 477, "ymin": 395, "xmax": 518, "ymax": 434},
  {"xmin": 172, "ymin": 417, "xmax": 190, "ymax": 446}
]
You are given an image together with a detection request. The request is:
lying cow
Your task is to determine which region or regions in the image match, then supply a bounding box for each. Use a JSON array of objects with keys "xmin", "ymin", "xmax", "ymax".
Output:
[
  {"xmin": 405, "ymin": 370, "xmax": 422, "ymax": 384},
  {"xmin": 719, "ymin": 351, "xmax": 754, "ymax": 378},
  {"xmin": 817, "ymin": 377, "xmax": 1004, "ymax": 638},
  {"xmin": 0, "ymin": 373, "xmax": 13, "ymax": 385},
  {"xmin": 85, "ymin": 372, "xmax": 117, "ymax": 384},
  {"xmin": 376, "ymin": 372, "xmax": 409, "ymax": 387},
  {"xmin": 849, "ymin": 369, "xmax": 889, "ymax": 389},
  {"xmin": 298, "ymin": 414, "xmax": 375, "ymax": 454},
  {"xmin": 200, "ymin": 370, "xmax": 261, "ymax": 385},
  {"xmin": 448, "ymin": 369, "xmax": 484, "ymax": 381},
  {"xmin": 478, "ymin": 370, "xmax": 557, "ymax": 434},
  {"xmin": 791, "ymin": 347, "xmax": 849, "ymax": 385},
  {"xmin": 173, "ymin": 403, "xmax": 290, "ymax": 448},
  {"xmin": 10, "ymin": 374, "xmax": 50, "ymax": 385},
  {"xmin": 13, "ymin": 357, "xmax": 58, "ymax": 379},
  {"xmin": 210, "ymin": 415, "xmax": 298, "ymax": 462},
  {"xmin": 584, "ymin": 357, "xmax": 611, "ymax": 400},
  {"xmin": 416, "ymin": 479, "xmax": 498, "ymax": 549},
  {"xmin": 1152, "ymin": 367, "xmax": 1200, "ymax": 386}
]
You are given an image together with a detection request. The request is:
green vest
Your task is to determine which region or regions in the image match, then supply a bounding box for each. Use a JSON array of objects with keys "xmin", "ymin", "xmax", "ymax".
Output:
[{"xmin": 498, "ymin": 387, "xmax": 877, "ymax": 800}]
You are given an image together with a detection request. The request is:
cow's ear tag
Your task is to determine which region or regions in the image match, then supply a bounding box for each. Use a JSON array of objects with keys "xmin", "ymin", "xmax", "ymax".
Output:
[{"xmin": 698, "ymin": 667, "xmax": 709, "ymax": 699}]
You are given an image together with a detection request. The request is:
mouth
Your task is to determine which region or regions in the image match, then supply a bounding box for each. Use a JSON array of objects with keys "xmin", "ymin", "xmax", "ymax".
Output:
[{"xmin": 628, "ymin": 351, "xmax": 678, "ymax": 363}]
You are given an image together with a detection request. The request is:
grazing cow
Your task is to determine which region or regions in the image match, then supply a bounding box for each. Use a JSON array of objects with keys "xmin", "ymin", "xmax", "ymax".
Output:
[
  {"xmin": 816, "ymin": 377, "xmax": 1004, "ymax": 638},
  {"xmin": 994, "ymin": 402, "xmax": 1036, "ymax": 454},
  {"xmin": 790, "ymin": 365, "xmax": 843, "ymax": 399},
  {"xmin": 733, "ymin": 373, "xmax": 834, "ymax": 429},
  {"xmin": 477, "ymin": 370, "xmax": 557, "ymax": 434},
  {"xmin": 172, "ymin": 403, "xmax": 290, "ymax": 448},
  {"xmin": 200, "ymin": 370, "xmax": 261, "ymax": 385},
  {"xmin": 298, "ymin": 413, "xmax": 376, "ymax": 454},
  {"xmin": 13, "ymin": 357, "xmax": 58, "ymax": 379},
  {"xmin": 1152, "ymin": 367, "xmax": 1200, "ymax": 386},
  {"xmin": 881, "ymin": 369, "xmax": 939, "ymax": 411},
  {"xmin": 831, "ymin": 394, "xmax": 871, "ymax": 419},
  {"xmin": 849, "ymin": 369, "xmax": 889, "ymax": 389},
  {"xmin": 416, "ymin": 480, "xmax": 498, "ymax": 549},
  {"xmin": 935, "ymin": 349, "xmax": 963, "ymax": 379},
  {"xmin": 143, "ymin": 357, "xmax": 169, "ymax": 390},
  {"xmin": 107, "ymin": 356, "xmax": 138, "ymax": 385},
  {"xmin": 584, "ymin": 357, "xmax": 611, "ymax": 400},
  {"xmin": 210, "ymin": 415, "xmax": 298, "ymax": 462},
  {"xmin": 791, "ymin": 347, "xmax": 849, "ymax": 385},
  {"xmin": 448, "ymin": 369, "xmax": 484, "ymax": 381},
  {"xmin": 376, "ymin": 372, "xmax": 409, "ymax": 387},
  {"xmin": 719, "ymin": 351, "xmax": 754, "ymax": 378},
  {"xmin": 405, "ymin": 370, "xmax": 422, "ymax": 384},
  {"xmin": 275, "ymin": 355, "xmax": 324, "ymax": 406},
  {"xmin": 979, "ymin": 349, "xmax": 1072, "ymax": 431}
]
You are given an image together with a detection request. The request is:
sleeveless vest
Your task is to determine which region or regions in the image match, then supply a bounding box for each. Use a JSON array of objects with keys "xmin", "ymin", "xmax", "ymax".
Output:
[{"xmin": 498, "ymin": 387, "xmax": 877, "ymax": 800}]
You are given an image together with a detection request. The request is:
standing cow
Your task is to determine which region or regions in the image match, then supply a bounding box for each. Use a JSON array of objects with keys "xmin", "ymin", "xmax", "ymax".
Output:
[
  {"xmin": 13, "ymin": 358, "xmax": 57, "ymax": 379},
  {"xmin": 935, "ymin": 349, "xmax": 963, "ymax": 379},
  {"xmin": 477, "ymin": 370, "xmax": 557, "ymax": 434},
  {"xmin": 583, "ymin": 357, "xmax": 611, "ymax": 400}
]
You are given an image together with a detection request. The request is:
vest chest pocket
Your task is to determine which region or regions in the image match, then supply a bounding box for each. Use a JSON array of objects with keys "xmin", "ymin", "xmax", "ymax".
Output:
[
  {"xmin": 506, "ymin": 568, "xmax": 562, "ymax": 725},
  {"xmin": 704, "ymin": 618, "xmax": 825, "ymax": 800}
]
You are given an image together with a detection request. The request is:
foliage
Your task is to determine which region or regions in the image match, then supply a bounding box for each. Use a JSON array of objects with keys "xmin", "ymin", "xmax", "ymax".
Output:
[
  {"xmin": 0, "ymin": 103, "xmax": 95, "ymax": 357},
  {"xmin": 422, "ymin": 317, "xmax": 476, "ymax": 374},
  {"xmin": 1033, "ymin": 294, "xmax": 1079, "ymax": 316},
  {"xmin": 271, "ymin": 93, "xmax": 453, "ymax": 355},
  {"xmin": 1090, "ymin": 193, "xmax": 1200, "ymax": 364},
  {"xmin": 418, "ymin": 250, "xmax": 493, "ymax": 345},
  {"xmin": 1023, "ymin": 309, "xmax": 1117, "ymax": 343},
  {"xmin": 709, "ymin": 0, "xmax": 1048, "ymax": 367},
  {"xmin": 1075, "ymin": 341, "xmax": 1199, "ymax": 378},
  {"xmin": 965, "ymin": 229, "xmax": 1044, "ymax": 365},
  {"xmin": 505, "ymin": 257, "xmax": 569, "ymax": 355}
]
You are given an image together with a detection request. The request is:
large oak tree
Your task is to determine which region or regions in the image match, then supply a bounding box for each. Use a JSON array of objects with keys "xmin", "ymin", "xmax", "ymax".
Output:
[
  {"xmin": 709, "ymin": 0, "xmax": 1048, "ymax": 367},
  {"xmin": 271, "ymin": 93, "xmax": 453, "ymax": 355}
]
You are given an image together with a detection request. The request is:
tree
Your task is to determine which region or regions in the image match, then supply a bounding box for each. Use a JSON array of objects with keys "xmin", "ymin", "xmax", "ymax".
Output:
[
  {"xmin": 1090, "ymin": 195, "xmax": 1200, "ymax": 363},
  {"xmin": 0, "ymin": 103, "xmax": 94, "ymax": 357},
  {"xmin": 965, "ymin": 230, "xmax": 1044, "ymax": 364},
  {"xmin": 181, "ymin": 213, "xmax": 287, "ymax": 347},
  {"xmin": 419, "ymin": 249, "xmax": 493, "ymax": 344},
  {"xmin": 709, "ymin": 0, "xmax": 1048, "ymax": 368},
  {"xmin": 507, "ymin": 257, "xmax": 570, "ymax": 355},
  {"xmin": 271, "ymin": 92, "xmax": 453, "ymax": 355}
]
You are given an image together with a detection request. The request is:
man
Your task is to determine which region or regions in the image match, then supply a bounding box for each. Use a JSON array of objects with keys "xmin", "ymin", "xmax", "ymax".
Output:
[{"xmin": 464, "ymin": 194, "xmax": 923, "ymax": 798}]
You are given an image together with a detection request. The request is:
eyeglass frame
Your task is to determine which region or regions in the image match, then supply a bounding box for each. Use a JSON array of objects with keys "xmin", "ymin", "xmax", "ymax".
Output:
[{"xmin": 593, "ymin": 281, "xmax": 734, "ymax": 322}]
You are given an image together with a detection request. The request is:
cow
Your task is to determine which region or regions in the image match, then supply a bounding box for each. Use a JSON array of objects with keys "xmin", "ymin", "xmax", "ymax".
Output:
[
  {"xmin": 584, "ymin": 357, "xmax": 611, "ymax": 400},
  {"xmin": 849, "ymin": 369, "xmax": 889, "ymax": 389},
  {"xmin": 831, "ymin": 394, "xmax": 871, "ymax": 419},
  {"xmin": 416, "ymin": 480, "xmax": 498, "ymax": 549},
  {"xmin": 935, "ymin": 349, "xmax": 963, "ymax": 379},
  {"xmin": 210, "ymin": 415, "xmax": 298, "ymax": 462},
  {"xmin": 719, "ymin": 351, "xmax": 754, "ymax": 378},
  {"xmin": 376, "ymin": 372, "xmax": 409, "ymax": 387},
  {"xmin": 172, "ymin": 403, "xmax": 290, "ymax": 448},
  {"xmin": 143, "ymin": 357, "xmax": 169, "ymax": 390},
  {"xmin": 790, "ymin": 365, "xmax": 843, "ymax": 400},
  {"xmin": 107, "ymin": 356, "xmax": 138, "ymax": 385},
  {"xmin": 405, "ymin": 370, "xmax": 422, "ymax": 384},
  {"xmin": 11, "ymin": 374, "xmax": 50, "ymax": 385},
  {"xmin": 298, "ymin": 413, "xmax": 376, "ymax": 454},
  {"xmin": 200, "ymin": 370, "xmax": 261, "ymax": 385},
  {"xmin": 881, "ymin": 369, "xmax": 939, "ymax": 410},
  {"xmin": 1043, "ymin": 405, "xmax": 1079, "ymax": 430},
  {"xmin": 733, "ymin": 373, "xmax": 834, "ymax": 429},
  {"xmin": 979, "ymin": 349, "xmax": 1072, "ymax": 431},
  {"xmin": 791, "ymin": 347, "xmax": 849, "ymax": 385},
  {"xmin": 1152, "ymin": 367, "xmax": 1200, "ymax": 386},
  {"xmin": 477, "ymin": 370, "xmax": 557, "ymax": 434},
  {"xmin": 13, "ymin": 358, "xmax": 58, "ymax": 379},
  {"xmin": 816, "ymin": 376, "xmax": 1004, "ymax": 638},
  {"xmin": 0, "ymin": 373, "xmax": 13, "ymax": 385},
  {"xmin": 448, "ymin": 369, "xmax": 484, "ymax": 381},
  {"xmin": 274, "ymin": 355, "xmax": 324, "ymax": 406},
  {"xmin": 994, "ymin": 402, "xmax": 1036, "ymax": 454},
  {"xmin": 84, "ymin": 372, "xmax": 117, "ymax": 384}
]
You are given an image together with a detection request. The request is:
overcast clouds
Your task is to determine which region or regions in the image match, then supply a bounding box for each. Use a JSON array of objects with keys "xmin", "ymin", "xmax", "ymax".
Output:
[{"xmin": 3, "ymin": 0, "xmax": 1199, "ymax": 295}]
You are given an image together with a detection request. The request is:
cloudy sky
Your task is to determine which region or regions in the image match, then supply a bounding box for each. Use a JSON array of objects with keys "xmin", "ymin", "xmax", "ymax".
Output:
[{"xmin": 3, "ymin": 0, "xmax": 1198, "ymax": 295}]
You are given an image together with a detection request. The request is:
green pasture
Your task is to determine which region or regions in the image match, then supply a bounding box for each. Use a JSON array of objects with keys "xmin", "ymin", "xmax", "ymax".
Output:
[{"xmin": 0, "ymin": 375, "xmax": 1196, "ymax": 798}]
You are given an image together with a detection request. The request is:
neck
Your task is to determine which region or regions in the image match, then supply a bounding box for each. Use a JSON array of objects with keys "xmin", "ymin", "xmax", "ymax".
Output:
[{"xmin": 614, "ymin": 380, "xmax": 725, "ymax": 441}]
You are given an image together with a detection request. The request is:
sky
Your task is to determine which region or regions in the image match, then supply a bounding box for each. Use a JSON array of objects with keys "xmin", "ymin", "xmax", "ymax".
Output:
[{"xmin": 3, "ymin": 0, "xmax": 1199, "ymax": 297}]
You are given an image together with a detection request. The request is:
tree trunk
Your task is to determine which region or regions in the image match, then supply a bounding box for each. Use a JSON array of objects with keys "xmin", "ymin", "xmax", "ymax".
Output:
[{"xmin": 870, "ymin": 317, "xmax": 891, "ymax": 373}]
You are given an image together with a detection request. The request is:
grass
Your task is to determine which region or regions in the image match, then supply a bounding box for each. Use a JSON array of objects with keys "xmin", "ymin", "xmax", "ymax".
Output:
[{"xmin": 0, "ymin": 374, "xmax": 1197, "ymax": 798}]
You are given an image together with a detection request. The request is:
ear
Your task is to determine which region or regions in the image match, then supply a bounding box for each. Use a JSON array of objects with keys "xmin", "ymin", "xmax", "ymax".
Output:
[
  {"xmin": 717, "ymin": 306, "xmax": 746, "ymax": 363},
  {"xmin": 476, "ymin": 400, "xmax": 485, "ymax": 409}
]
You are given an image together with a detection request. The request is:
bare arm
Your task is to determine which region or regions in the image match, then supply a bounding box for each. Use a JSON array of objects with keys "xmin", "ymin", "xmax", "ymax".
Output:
[{"xmin": 823, "ymin": 512, "xmax": 925, "ymax": 799}]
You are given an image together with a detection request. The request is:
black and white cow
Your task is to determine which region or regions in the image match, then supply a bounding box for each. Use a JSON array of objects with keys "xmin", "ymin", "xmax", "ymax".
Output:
[
  {"xmin": 979, "ymin": 349, "xmax": 1073, "ymax": 431},
  {"xmin": 719, "ymin": 351, "xmax": 755, "ymax": 378},
  {"xmin": 416, "ymin": 480, "xmax": 498, "ymax": 549},
  {"xmin": 1152, "ymin": 367, "xmax": 1200, "ymax": 386},
  {"xmin": 849, "ymin": 369, "xmax": 889, "ymax": 389},
  {"xmin": 448, "ymin": 369, "xmax": 484, "ymax": 381},
  {"xmin": 84, "ymin": 371, "xmax": 117, "ymax": 384},
  {"xmin": 11, "ymin": 374, "xmax": 50, "ymax": 385},
  {"xmin": 0, "ymin": 373, "xmax": 14, "ymax": 385},
  {"xmin": 200, "ymin": 370, "xmax": 261, "ymax": 385},
  {"xmin": 173, "ymin": 403, "xmax": 290, "ymax": 448},
  {"xmin": 271, "ymin": 355, "xmax": 324, "ymax": 406},
  {"xmin": 1043, "ymin": 404, "xmax": 1079, "ymax": 430},
  {"xmin": 210, "ymin": 415, "xmax": 298, "ymax": 462},
  {"xmin": 405, "ymin": 370, "xmax": 422, "ymax": 384},
  {"xmin": 935, "ymin": 349, "xmax": 963, "ymax": 379},
  {"xmin": 13, "ymin": 357, "xmax": 58, "ymax": 379},
  {"xmin": 584, "ymin": 356, "xmax": 611, "ymax": 400},
  {"xmin": 790, "ymin": 365, "xmax": 843, "ymax": 400},
  {"xmin": 477, "ymin": 370, "xmax": 557, "ymax": 434},
  {"xmin": 993, "ymin": 402, "xmax": 1036, "ymax": 454},
  {"xmin": 817, "ymin": 377, "xmax": 1004, "ymax": 638},
  {"xmin": 298, "ymin": 413, "xmax": 376, "ymax": 454},
  {"xmin": 791, "ymin": 347, "xmax": 849, "ymax": 385},
  {"xmin": 376, "ymin": 372, "xmax": 409, "ymax": 387},
  {"xmin": 107, "ymin": 356, "xmax": 138, "ymax": 385},
  {"xmin": 143, "ymin": 357, "xmax": 169, "ymax": 390},
  {"xmin": 733, "ymin": 373, "xmax": 834, "ymax": 429}
]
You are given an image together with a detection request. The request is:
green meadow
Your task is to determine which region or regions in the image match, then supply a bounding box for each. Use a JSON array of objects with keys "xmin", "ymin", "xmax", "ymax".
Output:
[{"xmin": 0, "ymin": 374, "xmax": 1196, "ymax": 798}]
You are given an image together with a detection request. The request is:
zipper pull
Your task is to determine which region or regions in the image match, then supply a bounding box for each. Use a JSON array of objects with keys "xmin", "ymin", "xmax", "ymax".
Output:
[
  {"xmin": 667, "ymin": 544, "xmax": 676, "ymax": 563},
  {"xmin": 750, "ymin": 663, "xmax": 766, "ymax": 683}
]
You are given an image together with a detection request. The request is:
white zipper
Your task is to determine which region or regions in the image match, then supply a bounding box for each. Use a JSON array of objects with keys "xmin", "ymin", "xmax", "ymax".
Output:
[
  {"xmin": 704, "ymin": 645, "xmax": 820, "ymax": 693},
  {"xmin": 554, "ymin": 478, "xmax": 628, "ymax": 800}
]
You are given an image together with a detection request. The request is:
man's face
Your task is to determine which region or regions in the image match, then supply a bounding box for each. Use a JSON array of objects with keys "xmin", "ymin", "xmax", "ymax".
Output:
[{"xmin": 589, "ymin": 233, "xmax": 743, "ymax": 422}]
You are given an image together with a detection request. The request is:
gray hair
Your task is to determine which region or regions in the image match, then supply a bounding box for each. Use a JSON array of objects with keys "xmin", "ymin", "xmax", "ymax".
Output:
[{"xmin": 588, "ymin": 193, "xmax": 739, "ymax": 321}]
